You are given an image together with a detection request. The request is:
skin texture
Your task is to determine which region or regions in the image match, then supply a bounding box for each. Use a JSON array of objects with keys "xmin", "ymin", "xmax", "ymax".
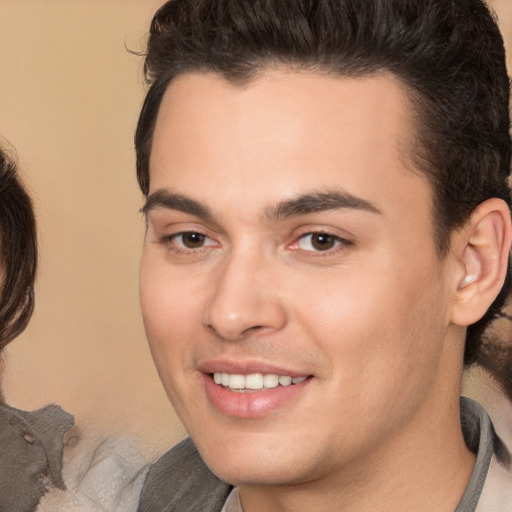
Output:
[{"xmin": 139, "ymin": 70, "xmax": 510, "ymax": 511}]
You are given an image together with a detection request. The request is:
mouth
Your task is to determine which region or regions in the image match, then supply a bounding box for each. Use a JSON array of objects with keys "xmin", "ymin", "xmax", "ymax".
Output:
[
  {"xmin": 212, "ymin": 372, "xmax": 309, "ymax": 393},
  {"xmin": 202, "ymin": 369, "xmax": 313, "ymax": 418}
]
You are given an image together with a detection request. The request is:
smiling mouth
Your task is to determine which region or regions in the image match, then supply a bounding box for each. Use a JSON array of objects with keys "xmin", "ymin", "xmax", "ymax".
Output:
[{"xmin": 212, "ymin": 372, "xmax": 309, "ymax": 392}]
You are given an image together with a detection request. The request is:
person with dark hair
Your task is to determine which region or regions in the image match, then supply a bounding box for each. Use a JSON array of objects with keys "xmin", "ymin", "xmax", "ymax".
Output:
[
  {"xmin": 0, "ymin": 145, "xmax": 149, "ymax": 512},
  {"xmin": 0, "ymin": 143, "xmax": 74, "ymax": 512},
  {"xmin": 135, "ymin": 1, "xmax": 512, "ymax": 510}
]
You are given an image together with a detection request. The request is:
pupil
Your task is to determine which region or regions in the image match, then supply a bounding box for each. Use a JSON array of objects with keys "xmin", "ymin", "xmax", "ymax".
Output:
[
  {"xmin": 183, "ymin": 232, "xmax": 205, "ymax": 248},
  {"xmin": 312, "ymin": 234, "xmax": 334, "ymax": 251}
]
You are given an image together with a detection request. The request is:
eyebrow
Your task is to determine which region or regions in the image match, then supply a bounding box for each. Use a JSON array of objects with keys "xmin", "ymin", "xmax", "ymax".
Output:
[
  {"xmin": 141, "ymin": 188, "xmax": 382, "ymax": 221},
  {"xmin": 265, "ymin": 190, "xmax": 382, "ymax": 221},
  {"xmin": 142, "ymin": 189, "xmax": 213, "ymax": 219}
]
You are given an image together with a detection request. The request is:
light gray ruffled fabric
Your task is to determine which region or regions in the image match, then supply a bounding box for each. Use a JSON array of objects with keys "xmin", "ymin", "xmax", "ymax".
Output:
[
  {"xmin": 0, "ymin": 402, "xmax": 74, "ymax": 512},
  {"xmin": 38, "ymin": 433, "xmax": 150, "ymax": 512}
]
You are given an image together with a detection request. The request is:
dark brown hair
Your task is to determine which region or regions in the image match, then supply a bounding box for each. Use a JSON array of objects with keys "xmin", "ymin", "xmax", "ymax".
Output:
[
  {"xmin": 135, "ymin": 0, "xmax": 512, "ymax": 365},
  {"xmin": 0, "ymin": 145, "xmax": 37, "ymax": 352}
]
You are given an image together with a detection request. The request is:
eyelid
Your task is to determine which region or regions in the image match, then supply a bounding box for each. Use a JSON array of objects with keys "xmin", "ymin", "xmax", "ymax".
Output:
[
  {"xmin": 288, "ymin": 228, "xmax": 353, "ymax": 253},
  {"xmin": 156, "ymin": 226, "xmax": 220, "ymax": 255},
  {"xmin": 171, "ymin": 230, "xmax": 216, "ymax": 244},
  {"xmin": 146, "ymin": 209, "xmax": 224, "ymax": 235}
]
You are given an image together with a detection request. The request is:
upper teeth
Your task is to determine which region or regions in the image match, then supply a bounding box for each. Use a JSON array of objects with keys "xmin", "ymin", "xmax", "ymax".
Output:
[{"xmin": 213, "ymin": 372, "xmax": 307, "ymax": 390}]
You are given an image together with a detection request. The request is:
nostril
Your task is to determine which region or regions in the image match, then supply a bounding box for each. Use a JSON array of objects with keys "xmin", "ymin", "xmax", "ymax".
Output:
[{"xmin": 242, "ymin": 325, "xmax": 264, "ymax": 334}]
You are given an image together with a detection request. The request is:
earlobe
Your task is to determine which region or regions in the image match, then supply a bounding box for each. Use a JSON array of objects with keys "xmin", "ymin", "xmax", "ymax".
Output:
[{"xmin": 451, "ymin": 198, "xmax": 512, "ymax": 327}]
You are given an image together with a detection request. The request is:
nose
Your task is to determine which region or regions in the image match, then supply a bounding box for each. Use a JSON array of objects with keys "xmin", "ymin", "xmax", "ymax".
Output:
[{"xmin": 202, "ymin": 251, "xmax": 287, "ymax": 341}]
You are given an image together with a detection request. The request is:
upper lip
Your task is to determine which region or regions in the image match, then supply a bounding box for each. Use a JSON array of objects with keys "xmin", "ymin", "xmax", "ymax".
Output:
[{"xmin": 198, "ymin": 359, "xmax": 310, "ymax": 377}]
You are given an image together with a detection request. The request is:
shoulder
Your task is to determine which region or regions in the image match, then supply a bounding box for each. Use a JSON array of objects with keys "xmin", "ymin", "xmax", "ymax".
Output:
[
  {"xmin": 0, "ymin": 403, "xmax": 74, "ymax": 512},
  {"xmin": 137, "ymin": 437, "xmax": 232, "ymax": 512},
  {"xmin": 460, "ymin": 392, "xmax": 512, "ymax": 512},
  {"xmin": 474, "ymin": 397, "xmax": 512, "ymax": 512},
  {"xmin": 477, "ymin": 451, "xmax": 512, "ymax": 511}
]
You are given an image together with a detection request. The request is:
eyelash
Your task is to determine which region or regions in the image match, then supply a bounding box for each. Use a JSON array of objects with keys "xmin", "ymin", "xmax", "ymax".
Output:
[
  {"xmin": 290, "ymin": 231, "xmax": 352, "ymax": 254},
  {"xmin": 160, "ymin": 231, "xmax": 217, "ymax": 254},
  {"xmin": 160, "ymin": 229, "xmax": 352, "ymax": 255}
]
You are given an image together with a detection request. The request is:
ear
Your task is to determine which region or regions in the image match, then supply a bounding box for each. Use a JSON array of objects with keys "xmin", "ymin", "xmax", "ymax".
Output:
[{"xmin": 451, "ymin": 198, "xmax": 512, "ymax": 327}]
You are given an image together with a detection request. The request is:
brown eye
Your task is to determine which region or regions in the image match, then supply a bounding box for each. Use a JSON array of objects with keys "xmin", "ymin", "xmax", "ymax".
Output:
[
  {"xmin": 310, "ymin": 233, "xmax": 336, "ymax": 251},
  {"xmin": 165, "ymin": 231, "xmax": 217, "ymax": 253},
  {"xmin": 180, "ymin": 232, "xmax": 207, "ymax": 248},
  {"xmin": 296, "ymin": 232, "xmax": 344, "ymax": 252}
]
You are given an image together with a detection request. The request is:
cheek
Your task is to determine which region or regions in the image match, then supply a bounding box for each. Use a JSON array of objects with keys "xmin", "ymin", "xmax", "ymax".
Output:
[
  {"xmin": 294, "ymin": 258, "xmax": 448, "ymax": 383},
  {"xmin": 139, "ymin": 256, "xmax": 202, "ymax": 369},
  {"xmin": 139, "ymin": 261, "xmax": 209, "ymax": 418}
]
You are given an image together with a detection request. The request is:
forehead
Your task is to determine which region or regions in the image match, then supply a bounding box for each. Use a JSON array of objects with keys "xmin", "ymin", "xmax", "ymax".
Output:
[{"xmin": 149, "ymin": 70, "xmax": 430, "ymax": 222}]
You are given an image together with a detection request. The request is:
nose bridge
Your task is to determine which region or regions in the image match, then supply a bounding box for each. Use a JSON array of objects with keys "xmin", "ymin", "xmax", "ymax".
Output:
[{"xmin": 203, "ymin": 245, "xmax": 285, "ymax": 340}]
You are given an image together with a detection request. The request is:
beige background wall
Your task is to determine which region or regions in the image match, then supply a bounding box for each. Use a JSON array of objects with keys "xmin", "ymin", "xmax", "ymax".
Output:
[
  {"xmin": 0, "ymin": 0, "xmax": 185, "ymax": 450},
  {"xmin": 0, "ymin": 1, "xmax": 511, "ymax": 453}
]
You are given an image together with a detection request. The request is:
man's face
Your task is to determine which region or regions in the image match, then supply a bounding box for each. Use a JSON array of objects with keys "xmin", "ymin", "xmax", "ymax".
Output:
[{"xmin": 140, "ymin": 70, "xmax": 462, "ymax": 487}]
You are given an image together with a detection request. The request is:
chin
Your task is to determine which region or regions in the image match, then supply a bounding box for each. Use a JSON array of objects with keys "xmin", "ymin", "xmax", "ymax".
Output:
[
  {"xmin": 192, "ymin": 431, "xmax": 317, "ymax": 487},
  {"xmin": 206, "ymin": 457, "xmax": 304, "ymax": 487}
]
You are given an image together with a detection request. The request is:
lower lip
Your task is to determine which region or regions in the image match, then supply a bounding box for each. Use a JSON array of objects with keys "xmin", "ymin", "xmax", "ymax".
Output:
[{"xmin": 203, "ymin": 374, "xmax": 311, "ymax": 418}]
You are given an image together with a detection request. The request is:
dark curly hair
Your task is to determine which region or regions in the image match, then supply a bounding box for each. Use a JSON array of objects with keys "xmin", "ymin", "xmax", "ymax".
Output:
[
  {"xmin": 0, "ymin": 144, "xmax": 37, "ymax": 352},
  {"xmin": 135, "ymin": 0, "xmax": 512, "ymax": 366}
]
